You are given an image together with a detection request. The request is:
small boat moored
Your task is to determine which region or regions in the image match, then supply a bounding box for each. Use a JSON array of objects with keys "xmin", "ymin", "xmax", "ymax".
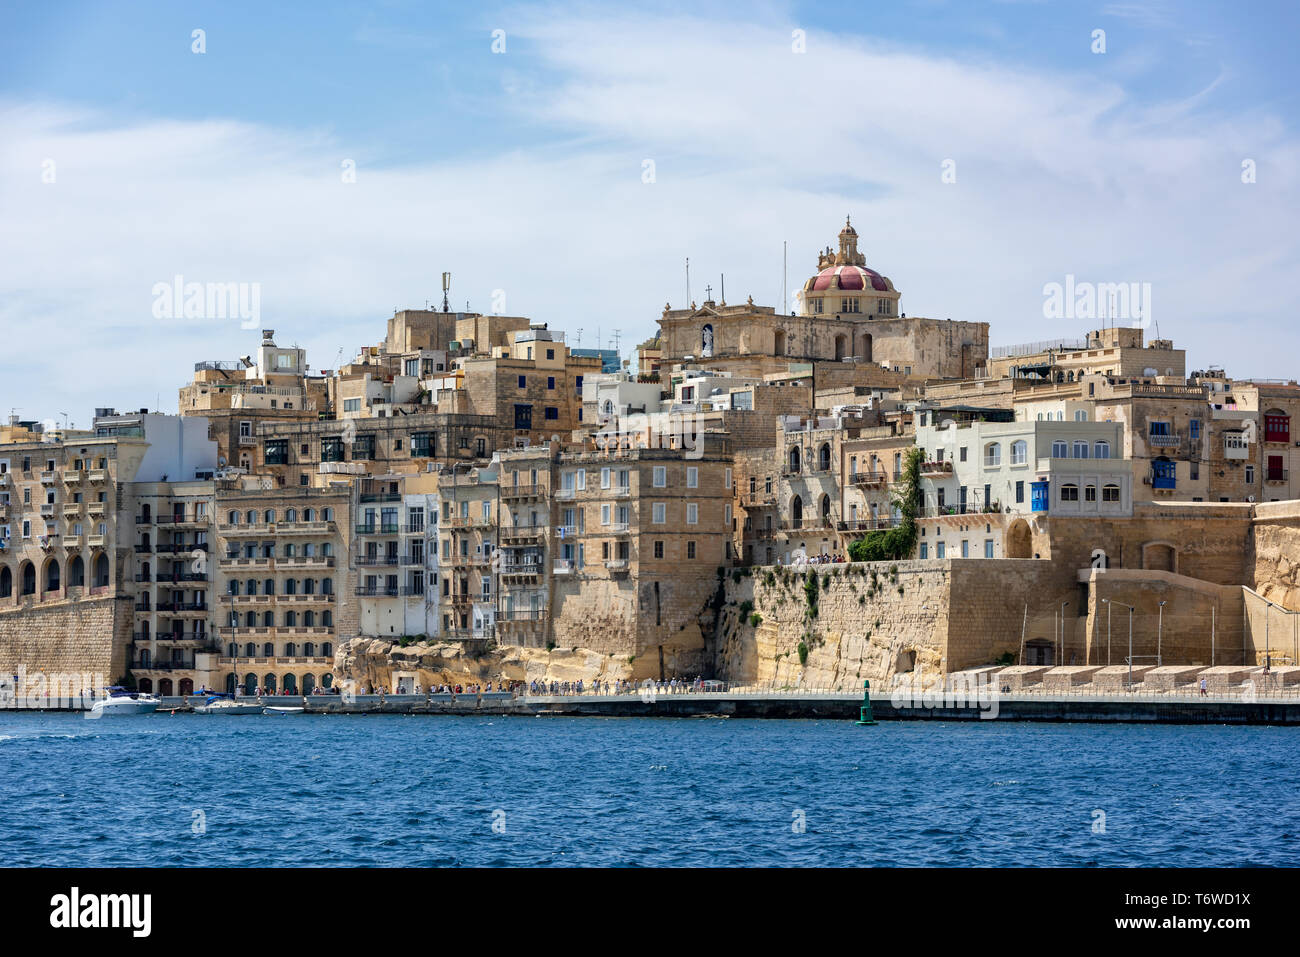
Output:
[
  {"xmin": 193, "ymin": 693, "xmax": 264, "ymax": 715},
  {"xmin": 86, "ymin": 686, "xmax": 160, "ymax": 719},
  {"xmin": 262, "ymin": 706, "xmax": 306, "ymax": 716}
]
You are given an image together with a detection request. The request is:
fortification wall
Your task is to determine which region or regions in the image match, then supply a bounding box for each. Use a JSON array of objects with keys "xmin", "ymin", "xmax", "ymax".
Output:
[{"xmin": 0, "ymin": 595, "xmax": 131, "ymax": 692}]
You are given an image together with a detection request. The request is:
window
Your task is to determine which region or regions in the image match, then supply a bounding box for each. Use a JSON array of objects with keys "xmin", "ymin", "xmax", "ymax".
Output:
[
  {"xmin": 1010, "ymin": 440, "xmax": 1027, "ymax": 465},
  {"xmin": 960, "ymin": 540, "xmax": 969, "ymax": 558},
  {"xmin": 1074, "ymin": 410, "xmax": 1088, "ymax": 421},
  {"xmin": 687, "ymin": 467, "xmax": 698, "ymax": 488},
  {"xmin": 544, "ymin": 406, "xmax": 558, "ymax": 420},
  {"xmin": 840, "ymin": 297, "xmax": 860, "ymax": 314},
  {"xmin": 652, "ymin": 503, "xmax": 665, "ymax": 524},
  {"xmin": 936, "ymin": 542, "xmax": 945, "ymax": 559},
  {"xmin": 513, "ymin": 405, "xmax": 532, "ymax": 430},
  {"xmin": 517, "ymin": 375, "xmax": 527, "ymax": 389},
  {"xmin": 264, "ymin": 440, "xmax": 288, "ymax": 465},
  {"xmin": 1051, "ymin": 440, "xmax": 1067, "ymax": 458},
  {"xmin": 919, "ymin": 543, "xmax": 928, "ymax": 559},
  {"xmin": 959, "ymin": 447, "xmax": 967, "ymax": 463},
  {"xmin": 983, "ymin": 443, "xmax": 1000, "ymax": 467},
  {"xmin": 1073, "ymin": 441, "xmax": 1089, "ymax": 459},
  {"xmin": 547, "ymin": 376, "xmax": 555, "ymax": 390},
  {"xmin": 1265, "ymin": 413, "xmax": 1290, "ymax": 444},
  {"xmin": 984, "ymin": 540, "xmax": 994, "ymax": 558},
  {"xmin": 654, "ymin": 541, "xmax": 664, "ymax": 559},
  {"xmin": 343, "ymin": 398, "xmax": 360, "ymax": 413},
  {"xmin": 1015, "ymin": 480, "xmax": 1024, "ymax": 504},
  {"xmin": 724, "ymin": 468, "xmax": 732, "ymax": 489},
  {"xmin": 686, "ymin": 503, "xmax": 698, "ymax": 525},
  {"xmin": 1093, "ymin": 441, "xmax": 1110, "ymax": 459},
  {"xmin": 1085, "ymin": 485, "xmax": 1097, "ymax": 502},
  {"xmin": 1190, "ymin": 419, "xmax": 1201, "ymax": 439},
  {"xmin": 686, "ymin": 541, "xmax": 696, "ymax": 560},
  {"xmin": 653, "ymin": 466, "xmax": 666, "ymax": 487},
  {"xmin": 601, "ymin": 504, "xmax": 611, "ymax": 525},
  {"xmin": 1102, "ymin": 485, "xmax": 1120, "ymax": 503},
  {"xmin": 601, "ymin": 468, "xmax": 611, "ymax": 490},
  {"xmin": 1061, "ymin": 484, "xmax": 1079, "ymax": 502}
]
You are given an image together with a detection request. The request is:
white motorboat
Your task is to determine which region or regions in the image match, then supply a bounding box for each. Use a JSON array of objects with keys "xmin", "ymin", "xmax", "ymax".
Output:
[
  {"xmin": 263, "ymin": 706, "xmax": 306, "ymax": 715},
  {"xmin": 86, "ymin": 686, "xmax": 160, "ymax": 719},
  {"xmin": 193, "ymin": 693, "xmax": 264, "ymax": 715}
]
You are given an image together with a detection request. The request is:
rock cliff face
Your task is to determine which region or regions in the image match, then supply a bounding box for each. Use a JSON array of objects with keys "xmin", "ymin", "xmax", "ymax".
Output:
[
  {"xmin": 1251, "ymin": 519, "xmax": 1300, "ymax": 609},
  {"xmin": 713, "ymin": 562, "xmax": 950, "ymax": 690},
  {"xmin": 333, "ymin": 637, "xmax": 636, "ymax": 690}
]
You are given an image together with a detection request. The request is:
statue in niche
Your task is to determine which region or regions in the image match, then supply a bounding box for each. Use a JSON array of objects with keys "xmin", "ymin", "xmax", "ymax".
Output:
[{"xmin": 701, "ymin": 324, "xmax": 714, "ymax": 358}]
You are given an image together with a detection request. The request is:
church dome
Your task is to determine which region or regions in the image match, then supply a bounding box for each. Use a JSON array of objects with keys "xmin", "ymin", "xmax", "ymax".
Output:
[{"xmin": 810, "ymin": 264, "xmax": 889, "ymax": 293}]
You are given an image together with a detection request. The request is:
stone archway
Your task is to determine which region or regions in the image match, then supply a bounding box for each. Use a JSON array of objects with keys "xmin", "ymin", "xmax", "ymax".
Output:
[
  {"xmin": 774, "ymin": 330, "xmax": 787, "ymax": 355},
  {"xmin": 1005, "ymin": 519, "xmax": 1032, "ymax": 559},
  {"xmin": 1142, "ymin": 541, "xmax": 1177, "ymax": 573}
]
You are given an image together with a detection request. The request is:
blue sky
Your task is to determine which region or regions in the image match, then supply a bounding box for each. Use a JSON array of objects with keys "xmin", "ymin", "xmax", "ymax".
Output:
[{"xmin": 2, "ymin": 0, "xmax": 1298, "ymax": 424}]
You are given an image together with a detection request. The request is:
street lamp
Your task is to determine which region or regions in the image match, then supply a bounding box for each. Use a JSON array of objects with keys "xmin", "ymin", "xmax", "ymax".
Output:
[
  {"xmin": 1060, "ymin": 601, "xmax": 1069, "ymax": 666},
  {"xmin": 1102, "ymin": 598, "xmax": 1135, "ymax": 687},
  {"xmin": 1157, "ymin": 600, "xmax": 1167, "ymax": 668}
]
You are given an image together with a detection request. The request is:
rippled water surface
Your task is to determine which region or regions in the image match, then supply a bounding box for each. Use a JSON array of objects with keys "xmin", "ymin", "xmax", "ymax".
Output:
[{"xmin": 1, "ymin": 712, "xmax": 1294, "ymax": 866}]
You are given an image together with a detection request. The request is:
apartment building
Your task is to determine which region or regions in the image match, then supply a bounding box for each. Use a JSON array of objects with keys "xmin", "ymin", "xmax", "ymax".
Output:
[{"xmin": 213, "ymin": 484, "xmax": 352, "ymax": 694}]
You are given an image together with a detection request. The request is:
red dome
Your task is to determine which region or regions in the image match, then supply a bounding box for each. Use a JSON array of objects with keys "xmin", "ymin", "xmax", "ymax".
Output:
[{"xmin": 811, "ymin": 265, "xmax": 888, "ymax": 292}]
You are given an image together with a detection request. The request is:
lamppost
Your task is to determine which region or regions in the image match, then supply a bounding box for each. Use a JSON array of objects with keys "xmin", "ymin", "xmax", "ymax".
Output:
[
  {"xmin": 1060, "ymin": 601, "xmax": 1069, "ymax": 665},
  {"xmin": 1102, "ymin": 598, "xmax": 1135, "ymax": 687},
  {"xmin": 1157, "ymin": 600, "xmax": 1167, "ymax": 667}
]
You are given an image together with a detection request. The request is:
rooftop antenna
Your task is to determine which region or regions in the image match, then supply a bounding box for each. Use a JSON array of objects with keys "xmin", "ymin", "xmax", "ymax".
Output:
[
  {"xmin": 575, "ymin": 328, "xmax": 582, "ymax": 347},
  {"xmin": 782, "ymin": 240, "xmax": 788, "ymax": 315},
  {"xmin": 685, "ymin": 257, "xmax": 690, "ymax": 309},
  {"xmin": 720, "ymin": 273, "xmax": 725, "ymax": 305},
  {"xmin": 611, "ymin": 329, "xmax": 622, "ymax": 356},
  {"xmin": 441, "ymin": 272, "xmax": 451, "ymax": 313}
]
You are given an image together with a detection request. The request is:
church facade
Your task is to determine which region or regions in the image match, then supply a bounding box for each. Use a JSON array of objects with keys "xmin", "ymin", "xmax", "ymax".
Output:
[{"xmin": 656, "ymin": 219, "xmax": 989, "ymax": 381}]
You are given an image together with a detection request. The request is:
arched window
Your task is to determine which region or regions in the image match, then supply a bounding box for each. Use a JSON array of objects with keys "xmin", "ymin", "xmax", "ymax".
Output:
[
  {"xmin": 303, "ymin": 578, "xmax": 315, "ymax": 594},
  {"xmin": 246, "ymin": 578, "xmax": 257, "ymax": 595},
  {"xmin": 791, "ymin": 496, "xmax": 804, "ymax": 525},
  {"xmin": 303, "ymin": 508, "xmax": 314, "ymax": 522},
  {"xmin": 284, "ymin": 642, "xmax": 297, "ymax": 657},
  {"xmin": 284, "ymin": 611, "xmax": 297, "ymax": 627},
  {"xmin": 818, "ymin": 443, "xmax": 831, "ymax": 471},
  {"xmin": 1010, "ymin": 440, "xmax": 1027, "ymax": 465},
  {"xmin": 264, "ymin": 509, "xmax": 275, "ymax": 524},
  {"xmin": 263, "ymin": 642, "xmax": 274, "ymax": 657},
  {"xmin": 285, "ymin": 508, "xmax": 297, "ymax": 522},
  {"xmin": 322, "ymin": 578, "xmax": 333, "ymax": 595},
  {"xmin": 1085, "ymin": 485, "xmax": 1097, "ymax": 502},
  {"xmin": 245, "ymin": 642, "xmax": 256, "ymax": 657},
  {"xmin": 1060, "ymin": 483, "xmax": 1080, "ymax": 502},
  {"xmin": 93, "ymin": 553, "xmax": 109, "ymax": 587},
  {"xmin": 1094, "ymin": 441, "xmax": 1110, "ymax": 459},
  {"xmin": 264, "ymin": 579, "xmax": 275, "ymax": 595},
  {"xmin": 322, "ymin": 642, "xmax": 333, "ymax": 657},
  {"xmin": 245, "ymin": 612, "xmax": 256, "ymax": 627},
  {"xmin": 285, "ymin": 578, "xmax": 297, "ymax": 595},
  {"xmin": 0, "ymin": 566, "xmax": 11, "ymax": 599},
  {"xmin": 229, "ymin": 580, "xmax": 241, "ymax": 596},
  {"xmin": 21, "ymin": 562, "xmax": 36, "ymax": 596},
  {"xmin": 1051, "ymin": 440, "xmax": 1068, "ymax": 458},
  {"xmin": 1073, "ymin": 441, "xmax": 1089, "ymax": 459},
  {"xmin": 322, "ymin": 612, "xmax": 333, "ymax": 628},
  {"xmin": 984, "ymin": 443, "xmax": 1001, "ymax": 467},
  {"xmin": 303, "ymin": 612, "xmax": 315, "ymax": 628},
  {"xmin": 788, "ymin": 447, "xmax": 801, "ymax": 473},
  {"xmin": 1102, "ymin": 484, "xmax": 1121, "ymax": 503},
  {"xmin": 67, "ymin": 555, "xmax": 84, "ymax": 587},
  {"xmin": 45, "ymin": 559, "xmax": 60, "ymax": 593},
  {"xmin": 820, "ymin": 494, "xmax": 831, "ymax": 524},
  {"xmin": 246, "ymin": 510, "xmax": 257, "ymax": 525}
]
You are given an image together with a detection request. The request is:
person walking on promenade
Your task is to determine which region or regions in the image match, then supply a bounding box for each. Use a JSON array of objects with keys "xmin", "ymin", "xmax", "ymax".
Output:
[{"xmin": 1200, "ymin": 676, "xmax": 1208, "ymax": 697}]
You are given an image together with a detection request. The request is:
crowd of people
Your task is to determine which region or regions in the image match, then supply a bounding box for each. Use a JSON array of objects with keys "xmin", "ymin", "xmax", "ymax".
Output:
[{"xmin": 527, "ymin": 676, "xmax": 717, "ymax": 696}]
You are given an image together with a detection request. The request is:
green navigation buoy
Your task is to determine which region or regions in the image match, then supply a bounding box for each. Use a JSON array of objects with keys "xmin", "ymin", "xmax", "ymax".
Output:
[{"xmin": 856, "ymin": 679, "xmax": 877, "ymax": 725}]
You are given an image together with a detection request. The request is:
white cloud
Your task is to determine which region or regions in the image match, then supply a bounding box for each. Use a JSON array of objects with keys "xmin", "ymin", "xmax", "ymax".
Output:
[{"xmin": 1, "ymin": 8, "xmax": 1298, "ymax": 423}]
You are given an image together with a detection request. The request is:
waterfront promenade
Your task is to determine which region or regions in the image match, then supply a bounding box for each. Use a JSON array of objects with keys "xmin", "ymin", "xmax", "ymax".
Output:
[{"xmin": 13, "ymin": 681, "xmax": 1295, "ymax": 723}]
